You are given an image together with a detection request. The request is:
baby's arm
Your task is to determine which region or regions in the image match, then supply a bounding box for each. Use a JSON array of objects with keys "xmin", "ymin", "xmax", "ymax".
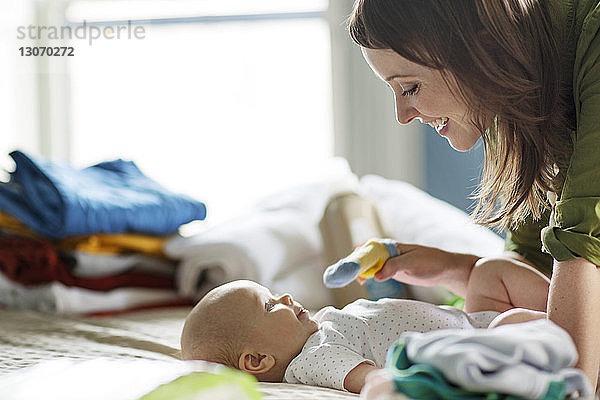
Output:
[
  {"xmin": 464, "ymin": 254, "xmax": 550, "ymax": 313},
  {"xmin": 285, "ymin": 343, "xmax": 378, "ymax": 392},
  {"xmin": 344, "ymin": 362, "xmax": 380, "ymax": 393}
]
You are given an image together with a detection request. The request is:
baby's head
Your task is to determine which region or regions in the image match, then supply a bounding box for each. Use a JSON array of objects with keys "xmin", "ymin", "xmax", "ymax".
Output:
[{"xmin": 180, "ymin": 280, "xmax": 319, "ymax": 382}]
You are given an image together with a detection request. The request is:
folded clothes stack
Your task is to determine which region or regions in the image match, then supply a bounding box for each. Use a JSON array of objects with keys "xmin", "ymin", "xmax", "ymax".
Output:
[
  {"xmin": 0, "ymin": 150, "xmax": 207, "ymax": 315},
  {"xmin": 385, "ymin": 320, "xmax": 593, "ymax": 400}
]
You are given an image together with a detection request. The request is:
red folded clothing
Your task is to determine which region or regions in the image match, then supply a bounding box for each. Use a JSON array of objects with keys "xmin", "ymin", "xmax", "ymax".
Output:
[{"xmin": 0, "ymin": 237, "xmax": 175, "ymax": 291}]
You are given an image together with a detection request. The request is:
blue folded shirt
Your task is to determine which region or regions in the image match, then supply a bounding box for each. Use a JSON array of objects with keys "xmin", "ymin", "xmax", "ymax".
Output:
[{"xmin": 0, "ymin": 150, "xmax": 207, "ymax": 239}]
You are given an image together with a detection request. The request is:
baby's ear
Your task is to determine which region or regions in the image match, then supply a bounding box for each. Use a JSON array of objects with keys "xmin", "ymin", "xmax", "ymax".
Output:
[{"xmin": 239, "ymin": 351, "xmax": 275, "ymax": 375}]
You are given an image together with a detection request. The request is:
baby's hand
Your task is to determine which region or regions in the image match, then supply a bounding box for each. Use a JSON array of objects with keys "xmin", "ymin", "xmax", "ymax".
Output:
[{"xmin": 360, "ymin": 369, "xmax": 394, "ymax": 399}]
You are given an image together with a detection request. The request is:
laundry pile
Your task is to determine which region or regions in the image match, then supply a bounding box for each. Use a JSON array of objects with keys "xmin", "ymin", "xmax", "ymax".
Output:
[
  {"xmin": 383, "ymin": 320, "xmax": 593, "ymax": 400},
  {"xmin": 0, "ymin": 150, "xmax": 206, "ymax": 314}
]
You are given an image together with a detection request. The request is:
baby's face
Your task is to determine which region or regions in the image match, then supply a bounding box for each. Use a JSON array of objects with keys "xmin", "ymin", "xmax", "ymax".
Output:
[{"xmin": 233, "ymin": 281, "xmax": 318, "ymax": 362}]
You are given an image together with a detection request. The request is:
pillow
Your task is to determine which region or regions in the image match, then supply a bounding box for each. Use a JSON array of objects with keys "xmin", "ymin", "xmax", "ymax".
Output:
[{"xmin": 359, "ymin": 174, "xmax": 504, "ymax": 257}]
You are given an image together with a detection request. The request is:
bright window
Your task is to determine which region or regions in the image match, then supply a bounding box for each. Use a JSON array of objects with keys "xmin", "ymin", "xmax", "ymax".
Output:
[
  {"xmin": 66, "ymin": 1, "xmax": 333, "ymax": 228},
  {"xmin": 0, "ymin": 1, "xmax": 37, "ymax": 179}
]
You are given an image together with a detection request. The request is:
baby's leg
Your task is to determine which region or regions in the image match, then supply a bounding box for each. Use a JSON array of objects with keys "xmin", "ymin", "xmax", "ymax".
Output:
[
  {"xmin": 488, "ymin": 307, "xmax": 547, "ymax": 328},
  {"xmin": 464, "ymin": 255, "xmax": 550, "ymax": 313}
]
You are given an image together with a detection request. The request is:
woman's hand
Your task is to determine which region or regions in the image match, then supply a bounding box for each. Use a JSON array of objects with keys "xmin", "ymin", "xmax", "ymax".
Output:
[{"xmin": 363, "ymin": 243, "xmax": 480, "ymax": 298}]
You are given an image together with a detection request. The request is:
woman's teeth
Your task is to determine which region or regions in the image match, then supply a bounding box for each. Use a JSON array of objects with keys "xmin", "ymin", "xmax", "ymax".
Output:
[{"xmin": 428, "ymin": 117, "xmax": 448, "ymax": 131}]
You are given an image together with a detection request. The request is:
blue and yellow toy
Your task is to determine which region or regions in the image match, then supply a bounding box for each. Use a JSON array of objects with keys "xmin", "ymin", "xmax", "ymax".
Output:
[{"xmin": 323, "ymin": 238, "xmax": 399, "ymax": 288}]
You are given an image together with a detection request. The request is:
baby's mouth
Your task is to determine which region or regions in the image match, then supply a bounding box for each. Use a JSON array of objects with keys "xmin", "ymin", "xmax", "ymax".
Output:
[{"xmin": 297, "ymin": 307, "xmax": 306, "ymax": 320}]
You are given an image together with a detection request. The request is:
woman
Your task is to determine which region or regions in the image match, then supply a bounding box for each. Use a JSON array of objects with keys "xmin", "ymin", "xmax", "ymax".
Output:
[{"xmin": 348, "ymin": 0, "xmax": 600, "ymax": 391}]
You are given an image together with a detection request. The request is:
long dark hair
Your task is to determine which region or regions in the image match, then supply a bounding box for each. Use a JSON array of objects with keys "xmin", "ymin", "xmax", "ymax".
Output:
[{"xmin": 349, "ymin": 0, "xmax": 574, "ymax": 229}]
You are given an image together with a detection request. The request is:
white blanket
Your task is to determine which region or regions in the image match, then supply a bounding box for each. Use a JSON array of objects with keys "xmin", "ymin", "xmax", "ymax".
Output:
[
  {"xmin": 359, "ymin": 174, "xmax": 503, "ymax": 256},
  {"xmin": 0, "ymin": 307, "xmax": 358, "ymax": 400},
  {"xmin": 401, "ymin": 319, "xmax": 593, "ymax": 399}
]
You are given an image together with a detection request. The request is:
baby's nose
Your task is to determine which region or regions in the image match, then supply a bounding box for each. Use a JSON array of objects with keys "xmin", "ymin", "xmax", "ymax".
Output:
[{"xmin": 279, "ymin": 293, "xmax": 293, "ymax": 305}]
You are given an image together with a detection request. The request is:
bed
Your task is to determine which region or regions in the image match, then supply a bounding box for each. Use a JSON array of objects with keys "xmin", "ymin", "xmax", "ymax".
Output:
[
  {"xmin": 1, "ymin": 305, "xmax": 596, "ymax": 400},
  {"xmin": 6, "ymin": 164, "xmax": 580, "ymax": 399},
  {"xmin": 0, "ymin": 306, "xmax": 363, "ymax": 399}
]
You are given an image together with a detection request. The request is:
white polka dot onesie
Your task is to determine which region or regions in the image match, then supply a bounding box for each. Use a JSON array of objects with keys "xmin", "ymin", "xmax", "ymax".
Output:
[{"xmin": 284, "ymin": 298, "xmax": 498, "ymax": 391}]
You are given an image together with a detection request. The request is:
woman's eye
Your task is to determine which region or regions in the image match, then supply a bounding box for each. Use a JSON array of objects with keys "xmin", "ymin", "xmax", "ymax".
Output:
[
  {"xmin": 401, "ymin": 84, "xmax": 419, "ymax": 97},
  {"xmin": 265, "ymin": 302, "xmax": 275, "ymax": 311}
]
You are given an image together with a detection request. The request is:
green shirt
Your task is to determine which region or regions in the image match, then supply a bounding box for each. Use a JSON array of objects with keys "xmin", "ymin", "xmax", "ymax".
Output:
[{"xmin": 505, "ymin": 0, "xmax": 600, "ymax": 275}]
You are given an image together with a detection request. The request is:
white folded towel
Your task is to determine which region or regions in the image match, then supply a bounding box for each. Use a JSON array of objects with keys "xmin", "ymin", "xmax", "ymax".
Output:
[
  {"xmin": 0, "ymin": 272, "xmax": 180, "ymax": 315},
  {"xmin": 71, "ymin": 252, "xmax": 175, "ymax": 278},
  {"xmin": 401, "ymin": 319, "xmax": 593, "ymax": 399},
  {"xmin": 164, "ymin": 208, "xmax": 325, "ymax": 300}
]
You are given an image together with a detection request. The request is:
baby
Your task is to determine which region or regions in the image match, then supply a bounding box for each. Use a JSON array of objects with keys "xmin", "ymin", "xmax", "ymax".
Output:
[{"xmin": 181, "ymin": 273, "xmax": 547, "ymax": 393}]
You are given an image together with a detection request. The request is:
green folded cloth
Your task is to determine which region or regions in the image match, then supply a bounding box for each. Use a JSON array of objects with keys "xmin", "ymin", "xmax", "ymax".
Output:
[{"xmin": 385, "ymin": 340, "xmax": 567, "ymax": 400}]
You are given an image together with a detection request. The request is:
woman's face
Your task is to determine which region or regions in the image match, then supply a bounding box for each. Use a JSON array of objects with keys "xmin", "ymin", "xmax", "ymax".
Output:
[{"xmin": 362, "ymin": 48, "xmax": 482, "ymax": 152}]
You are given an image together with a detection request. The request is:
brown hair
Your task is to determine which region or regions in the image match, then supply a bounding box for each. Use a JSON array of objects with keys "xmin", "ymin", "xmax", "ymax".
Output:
[{"xmin": 349, "ymin": 0, "xmax": 574, "ymax": 229}]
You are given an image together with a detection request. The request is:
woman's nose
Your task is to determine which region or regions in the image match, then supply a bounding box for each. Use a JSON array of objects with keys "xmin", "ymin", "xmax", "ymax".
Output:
[{"xmin": 394, "ymin": 95, "xmax": 418, "ymax": 125}]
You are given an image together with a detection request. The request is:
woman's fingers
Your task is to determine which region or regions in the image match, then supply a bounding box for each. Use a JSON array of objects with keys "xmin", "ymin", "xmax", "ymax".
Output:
[
  {"xmin": 394, "ymin": 242, "xmax": 419, "ymax": 255},
  {"xmin": 374, "ymin": 242, "xmax": 422, "ymax": 281},
  {"xmin": 355, "ymin": 242, "xmax": 445, "ymax": 285},
  {"xmin": 355, "ymin": 242, "xmax": 475, "ymax": 297},
  {"xmin": 373, "ymin": 257, "xmax": 402, "ymax": 281},
  {"xmin": 373, "ymin": 251, "xmax": 415, "ymax": 282},
  {"xmin": 373, "ymin": 243, "xmax": 446, "ymax": 286}
]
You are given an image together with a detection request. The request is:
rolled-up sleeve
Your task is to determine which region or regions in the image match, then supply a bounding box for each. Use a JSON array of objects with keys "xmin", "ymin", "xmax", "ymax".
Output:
[{"xmin": 541, "ymin": 10, "xmax": 600, "ymax": 267}]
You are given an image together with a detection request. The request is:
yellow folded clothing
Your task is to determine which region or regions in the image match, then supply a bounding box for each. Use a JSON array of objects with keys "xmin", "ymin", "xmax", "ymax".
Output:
[
  {"xmin": 58, "ymin": 233, "xmax": 169, "ymax": 258},
  {"xmin": 0, "ymin": 211, "xmax": 39, "ymax": 239},
  {"xmin": 0, "ymin": 211, "xmax": 170, "ymax": 258}
]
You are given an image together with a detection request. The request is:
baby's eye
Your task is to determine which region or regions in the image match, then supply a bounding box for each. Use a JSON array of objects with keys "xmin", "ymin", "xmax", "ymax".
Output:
[{"xmin": 265, "ymin": 302, "xmax": 275, "ymax": 312}]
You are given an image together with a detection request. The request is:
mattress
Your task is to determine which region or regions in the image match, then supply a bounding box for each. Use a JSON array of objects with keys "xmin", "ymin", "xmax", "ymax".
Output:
[{"xmin": 0, "ymin": 306, "xmax": 363, "ymax": 399}]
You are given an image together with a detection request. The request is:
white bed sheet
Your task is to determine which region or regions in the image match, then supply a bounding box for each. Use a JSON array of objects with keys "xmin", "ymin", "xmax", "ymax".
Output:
[
  {"xmin": 1, "ymin": 301, "xmax": 596, "ymax": 399},
  {"xmin": 0, "ymin": 307, "xmax": 361, "ymax": 399}
]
